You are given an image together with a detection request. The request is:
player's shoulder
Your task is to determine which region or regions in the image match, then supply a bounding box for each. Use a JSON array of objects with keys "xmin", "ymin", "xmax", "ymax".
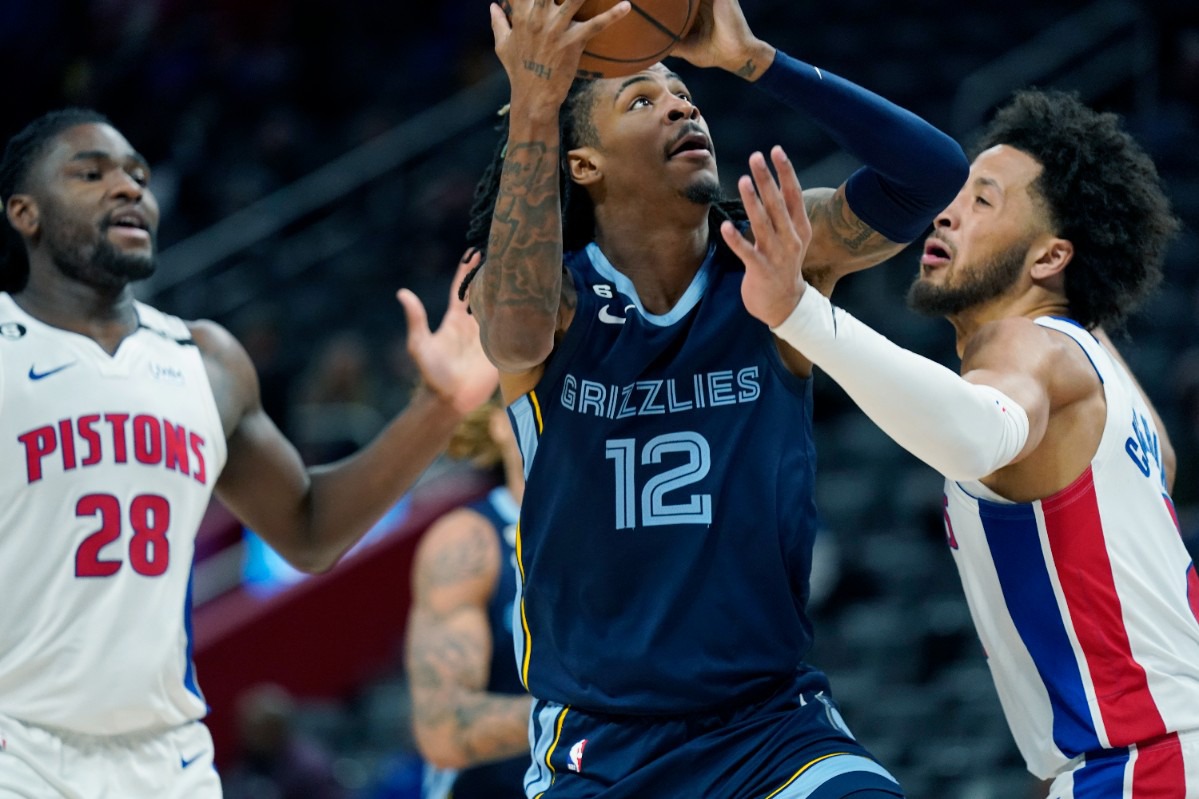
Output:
[
  {"xmin": 184, "ymin": 318, "xmax": 252, "ymax": 371},
  {"xmin": 969, "ymin": 316, "xmax": 1101, "ymax": 394},
  {"xmin": 421, "ymin": 506, "xmax": 500, "ymax": 552},
  {"xmin": 413, "ymin": 506, "xmax": 503, "ymax": 588},
  {"xmin": 968, "ymin": 315, "xmax": 1064, "ymax": 356}
]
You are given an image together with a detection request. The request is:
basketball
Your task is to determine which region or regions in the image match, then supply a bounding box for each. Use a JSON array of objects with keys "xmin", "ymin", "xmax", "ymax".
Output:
[{"xmin": 574, "ymin": 0, "xmax": 701, "ymax": 79}]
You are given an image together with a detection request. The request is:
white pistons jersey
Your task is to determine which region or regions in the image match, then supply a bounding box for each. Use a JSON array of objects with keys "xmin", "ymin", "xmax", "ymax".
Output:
[
  {"xmin": 0, "ymin": 292, "xmax": 227, "ymax": 736},
  {"xmin": 944, "ymin": 316, "xmax": 1199, "ymax": 782}
]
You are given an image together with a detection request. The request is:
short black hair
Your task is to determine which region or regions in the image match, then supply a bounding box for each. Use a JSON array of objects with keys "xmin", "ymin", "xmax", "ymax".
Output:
[
  {"xmin": 975, "ymin": 89, "xmax": 1179, "ymax": 330},
  {"xmin": 0, "ymin": 108, "xmax": 112, "ymax": 292}
]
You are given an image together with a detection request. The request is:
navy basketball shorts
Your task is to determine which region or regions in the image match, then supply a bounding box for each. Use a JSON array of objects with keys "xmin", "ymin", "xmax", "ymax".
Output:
[{"xmin": 523, "ymin": 676, "xmax": 904, "ymax": 799}]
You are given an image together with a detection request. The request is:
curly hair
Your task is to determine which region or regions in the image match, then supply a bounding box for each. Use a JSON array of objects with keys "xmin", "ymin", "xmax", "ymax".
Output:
[
  {"xmin": 975, "ymin": 89, "xmax": 1179, "ymax": 330},
  {"xmin": 0, "ymin": 108, "xmax": 112, "ymax": 293},
  {"xmin": 458, "ymin": 78, "xmax": 745, "ymax": 299}
]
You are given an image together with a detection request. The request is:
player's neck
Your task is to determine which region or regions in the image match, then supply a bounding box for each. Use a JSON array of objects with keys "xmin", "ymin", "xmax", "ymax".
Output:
[
  {"xmin": 949, "ymin": 290, "xmax": 1071, "ymax": 358},
  {"xmin": 593, "ymin": 204, "xmax": 710, "ymax": 315},
  {"xmin": 15, "ymin": 269, "xmax": 140, "ymax": 354}
]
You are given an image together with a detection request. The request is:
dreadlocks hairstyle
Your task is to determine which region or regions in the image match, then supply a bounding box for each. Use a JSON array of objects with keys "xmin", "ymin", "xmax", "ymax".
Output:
[
  {"xmin": 0, "ymin": 108, "xmax": 112, "ymax": 293},
  {"xmin": 459, "ymin": 78, "xmax": 746, "ymax": 300},
  {"xmin": 975, "ymin": 90, "xmax": 1179, "ymax": 331}
]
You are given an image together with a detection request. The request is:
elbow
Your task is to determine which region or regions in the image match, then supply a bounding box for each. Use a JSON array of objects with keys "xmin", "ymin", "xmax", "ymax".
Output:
[
  {"xmin": 481, "ymin": 322, "xmax": 556, "ymax": 372},
  {"xmin": 924, "ymin": 139, "xmax": 970, "ymax": 208},
  {"xmin": 273, "ymin": 540, "xmax": 344, "ymax": 575}
]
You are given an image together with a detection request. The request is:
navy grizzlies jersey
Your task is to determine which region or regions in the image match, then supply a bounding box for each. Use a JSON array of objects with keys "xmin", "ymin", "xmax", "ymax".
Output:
[{"xmin": 508, "ymin": 241, "xmax": 826, "ymax": 715}]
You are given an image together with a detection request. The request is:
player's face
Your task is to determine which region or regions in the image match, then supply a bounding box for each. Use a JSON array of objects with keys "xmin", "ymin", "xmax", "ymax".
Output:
[
  {"xmin": 30, "ymin": 123, "xmax": 159, "ymax": 288},
  {"xmin": 908, "ymin": 145, "xmax": 1045, "ymax": 317},
  {"xmin": 585, "ymin": 65, "xmax": 721, "ymax": 205}
]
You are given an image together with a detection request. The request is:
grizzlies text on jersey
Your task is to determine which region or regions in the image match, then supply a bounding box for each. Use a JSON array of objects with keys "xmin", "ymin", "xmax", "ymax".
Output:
[{"xmin": 507, "ymin": 241, "xmax": 827, "ymax": 715}]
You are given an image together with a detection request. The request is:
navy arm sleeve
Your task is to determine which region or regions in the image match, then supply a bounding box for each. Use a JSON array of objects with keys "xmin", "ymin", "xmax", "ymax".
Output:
[{"xmin": 754, "ymin": 51, "xmax": 969, "ymax": 243}]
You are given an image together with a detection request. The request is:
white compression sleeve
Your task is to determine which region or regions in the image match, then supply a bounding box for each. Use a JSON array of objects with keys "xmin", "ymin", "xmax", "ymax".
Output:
[{"xmin": 772, "ymin": 288, "xmax": 1030, "ymax": 481}]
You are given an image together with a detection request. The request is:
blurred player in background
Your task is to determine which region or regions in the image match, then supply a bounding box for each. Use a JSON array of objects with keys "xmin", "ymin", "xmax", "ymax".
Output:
[
  {"xmin": 406, "ymin": 394, "xmax": 530, "ymax": 799},
  {"xmin": 461, "ymin": 0, "xmax": 968, "ymax": 794},
  {"xmin": 731, "ymin": 89, "xmax": 1197, "ymax": 797},
  {"xmin": 0, "ymin": 108, "xmax": 497, "ymax": 798}
]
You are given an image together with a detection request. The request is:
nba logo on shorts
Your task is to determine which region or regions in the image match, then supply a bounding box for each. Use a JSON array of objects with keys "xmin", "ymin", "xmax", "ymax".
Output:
[{"xmin": 568, "ymin": 738, "xmax": 588, "ymax": 773}]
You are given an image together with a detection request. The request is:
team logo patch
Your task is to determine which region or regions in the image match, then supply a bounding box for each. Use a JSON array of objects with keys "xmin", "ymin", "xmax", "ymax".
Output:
[
  {"xmin": 0, "ymin": 322, "xmax": 26, "ymax": 339},
  {"xmin": 568, "ymin": 738, "xmax": 588, "ymax": 773}
]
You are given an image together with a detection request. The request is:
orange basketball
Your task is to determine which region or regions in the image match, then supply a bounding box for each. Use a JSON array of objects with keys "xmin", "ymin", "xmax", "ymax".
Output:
[{"xmin": 574, "ymin": 0, "xmax": 701, "ymax": 79}]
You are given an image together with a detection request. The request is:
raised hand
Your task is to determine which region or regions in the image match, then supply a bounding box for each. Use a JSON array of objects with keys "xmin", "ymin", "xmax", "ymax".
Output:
[
  {"xmin": 491, "ymin": 0, "xmax": 630, "ymax": 114},
  {"xmin": 398, "ymin": 251, "xmax": 500, "ymax": 415},
  {"xmin": 720, "ymin": 146, "xmax": 811, "ymax": 328},
  {"xmin": 670, "ymin": 0, "xmax": 773, "ymax": 78}
]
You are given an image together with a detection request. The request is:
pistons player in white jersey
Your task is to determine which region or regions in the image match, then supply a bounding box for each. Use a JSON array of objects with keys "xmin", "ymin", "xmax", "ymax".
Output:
[
  {"xmin": 0, "ymin": 109, "xmax": 497, "ymax": 798},
  {"xmin": 725, "ymin": 90, "xmax": 1196, "ymax": 797}
]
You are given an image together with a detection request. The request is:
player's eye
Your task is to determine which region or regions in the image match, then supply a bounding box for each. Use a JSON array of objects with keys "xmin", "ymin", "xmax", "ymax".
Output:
[
  {"xmin": 629, "ymin": 96, "xmax": 651, "ymax": 110},
  {"xmin": 129, "ymin": 170, "xmax": 150, "ymax": 187},
  {"xmin": 975, "ymin": 196, "xmax": 991, "ymax": 207}
]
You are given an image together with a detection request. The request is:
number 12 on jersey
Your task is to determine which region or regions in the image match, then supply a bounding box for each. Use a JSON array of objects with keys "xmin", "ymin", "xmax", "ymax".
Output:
[{"xmin": 604, "ymin": 432, "xmax": 712, "ymax": 530}]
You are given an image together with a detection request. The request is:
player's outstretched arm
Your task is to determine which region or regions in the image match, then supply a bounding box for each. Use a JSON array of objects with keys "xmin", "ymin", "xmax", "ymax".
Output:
[
  {"xmin": 204, "ymin": 255, "xmax": 499, "ymax": 573},
  {"xmin": 405, "ymin": 508, "xmax": 532, "ymax": 769},
  {"xmin": 725, "ymin": 147, "xmax": 1038, "ymax": 482},
  {"xmin": 674, "ymin": 0, "xmax": 968, "ymax": 293}
]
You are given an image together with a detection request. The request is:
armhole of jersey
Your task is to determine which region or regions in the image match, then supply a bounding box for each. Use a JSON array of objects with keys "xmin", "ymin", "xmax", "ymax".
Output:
[
  {"xmin": 762, "ymin": 325, "xmax": 812, "ymax": 400},
  {"xmin": 1035, "ymin": 316, "xmax": 1129, "ymax": 473}
]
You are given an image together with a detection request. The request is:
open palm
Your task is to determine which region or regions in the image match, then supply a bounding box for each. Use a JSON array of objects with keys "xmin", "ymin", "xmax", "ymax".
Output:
[
  {"xmin": 721, "ymin": 146, "xmax": 812, "ymax": 328},
  {"xmin": 398, "ymin": 252, "xmax": 499, "ymax": 415}
]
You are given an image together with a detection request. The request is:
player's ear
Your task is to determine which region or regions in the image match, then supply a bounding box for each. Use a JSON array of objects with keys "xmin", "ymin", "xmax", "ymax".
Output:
[
  {"xmin": 1029, "ymin": 236, "xmax": 1073, "ymax": 280},
  {"xmin": 567, "ymin": 146, "xmax": 602, "ymax": 187},
  {"xmin": 5, "ymin": 194, "xmax": 39, "ymax": 239}
]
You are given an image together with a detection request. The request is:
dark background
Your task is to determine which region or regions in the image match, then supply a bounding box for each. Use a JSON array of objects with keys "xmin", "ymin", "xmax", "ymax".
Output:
[{"xmin": 2, "ymin": 1, "xmax": 1196, "ymax": 796}]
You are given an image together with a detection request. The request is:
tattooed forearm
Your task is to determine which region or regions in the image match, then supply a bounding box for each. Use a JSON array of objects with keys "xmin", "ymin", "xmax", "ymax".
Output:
[
  {"xmin": 454, "ymin": 693, "xmax": 533, "ymax": 764},
  {"xmin": 408, "ymin": 613, "xmax": 531, "ymax": 765},
  {"xmin": 802, "ymin": 186, "xmax": 904, "ymax": 289},
  {"xmin": 810, "ymin": 189, "xmax": 877, "ymax": 254},
  {"xmin": 480, "ymin": 138, "xmax": 564, "ymax": 318}
]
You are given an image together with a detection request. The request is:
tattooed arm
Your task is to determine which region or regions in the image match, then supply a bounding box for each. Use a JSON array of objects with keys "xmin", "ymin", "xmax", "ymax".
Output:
[
  {"xmin": 799, "ymin": 187, "xmax": 904, "ymax": 295},
  {"xmin": 405, "ymin": 507, "xmax": 532, "ymax": 770},
  {"xmin": 474, "ymin": 0, "xmax": 629, "ymax": 400}
]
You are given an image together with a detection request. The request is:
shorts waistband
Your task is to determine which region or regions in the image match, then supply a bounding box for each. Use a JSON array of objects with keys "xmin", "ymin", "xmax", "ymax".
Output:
[{"xmin": 545, "ymin": 671, "xmax": 820, "ymax": 728}]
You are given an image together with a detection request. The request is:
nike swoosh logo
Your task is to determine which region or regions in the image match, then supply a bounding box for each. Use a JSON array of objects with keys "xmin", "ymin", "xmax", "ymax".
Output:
[
  {"xmin": 180, "ymin": 754, "xmax": 201, "ymax": 769},
  {"xmin": 28, "ymin": 362, "xmax": 77, "ymax": 380},
  {"xmin": 598, "ymin": 305, "xmax": 629, "ymax": 325}
]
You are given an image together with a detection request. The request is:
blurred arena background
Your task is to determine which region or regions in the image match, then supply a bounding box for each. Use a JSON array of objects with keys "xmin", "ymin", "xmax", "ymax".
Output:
[{"xmin": 2, "ymin": 1, "xmax": 1196, "ymax": 796}]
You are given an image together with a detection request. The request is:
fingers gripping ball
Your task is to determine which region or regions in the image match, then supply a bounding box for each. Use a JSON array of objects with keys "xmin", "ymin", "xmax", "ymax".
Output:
[{"xmin": 574, "ymin": 0, "xmax": 701, "ymax": 78}]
